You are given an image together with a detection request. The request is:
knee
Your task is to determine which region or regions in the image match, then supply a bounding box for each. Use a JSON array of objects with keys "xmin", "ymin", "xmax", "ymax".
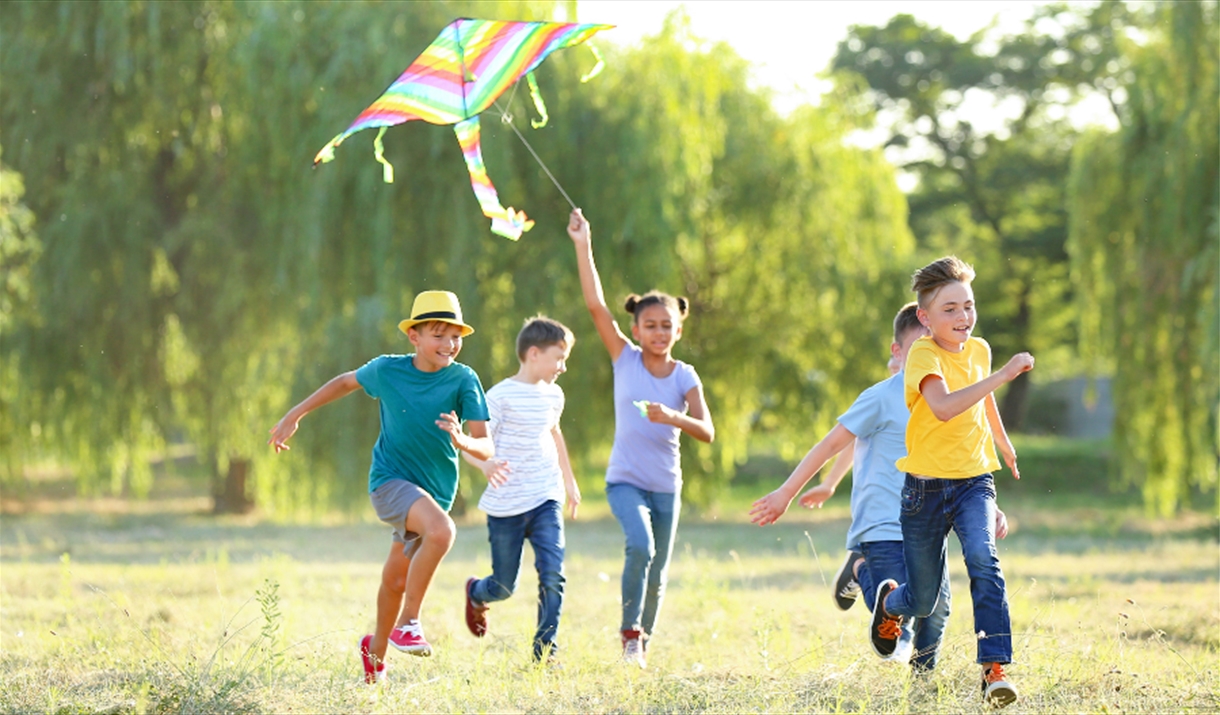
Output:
[
  {"xmin": 624, "ymin": 537, "xmax": 655, "ymax": 563},
  {"xmin": 907, "ymin": 589, "xmax": 941, "ymax": 619},
  {"xmin": 488, "ymin": 578, "xmax": 516, "ymax": 599},
  {"xmin": 539, "ymin": 570, "xmax": 565, "ymax": 593},
  {"xmin": 962, "ymin": 543, "xmax": 1002, "ymax": 577},
  {"xmin": 422, "ymin": 515, "xmax": 457, "ymax": 552},
  {"xmin": 382, "ymin": 566, "xmax": 407, "ymax": 594}
]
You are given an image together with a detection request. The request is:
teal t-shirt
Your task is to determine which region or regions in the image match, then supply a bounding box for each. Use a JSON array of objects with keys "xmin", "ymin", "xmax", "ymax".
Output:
[{"xmin": 355, "ymin": 355, "xmax": 489, "ymax": 510}]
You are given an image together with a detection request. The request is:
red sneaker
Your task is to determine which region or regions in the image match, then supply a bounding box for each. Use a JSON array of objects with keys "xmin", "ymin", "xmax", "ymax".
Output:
[
  {"xmin": 465, "ymin": 577, "xmax": 489, "ymax": 637},
  {"xmin": 359, "ymin": 634, "xmax": 386, "ymax": 684},
  {"xmin": 388, "ymin": 621, "xmax": 433, "ymax": 657}
]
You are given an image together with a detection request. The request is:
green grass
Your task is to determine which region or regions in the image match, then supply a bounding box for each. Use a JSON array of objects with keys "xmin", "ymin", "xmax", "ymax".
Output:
[{"xmin": 2, "ymin": 474, "xmax": 1217, "ymax": 714}]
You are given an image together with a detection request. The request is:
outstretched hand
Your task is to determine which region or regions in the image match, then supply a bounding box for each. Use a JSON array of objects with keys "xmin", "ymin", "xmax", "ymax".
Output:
[
  {"xmin": 268, "ymin": 417, "xmax": 299, "ymax": 453},
  {"xmin": 799, "ymin": 483, "xmax": 836, "ymax": 509},
  {"xmin": 749, "ymin": 489, "xmax": 793, "ymax": 526},
  {"xmin": 567, "ymin": 208, "xmax": 589, "ymax": 243}
]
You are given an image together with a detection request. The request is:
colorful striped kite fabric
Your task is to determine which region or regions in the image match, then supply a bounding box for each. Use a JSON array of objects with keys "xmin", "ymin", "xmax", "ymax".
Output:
[{"xmin": 312, "ymin": 18, "xmax": 612, "ymax": 240}]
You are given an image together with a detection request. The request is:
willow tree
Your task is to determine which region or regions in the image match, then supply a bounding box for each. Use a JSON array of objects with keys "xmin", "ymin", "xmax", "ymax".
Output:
[
  {"xmin": 1067, "ymin": 1, "xmax": 1218, "ymax": 514},
  {"xmin": 491, "ymin": 13, "xmax": 915, "ymax": 504},
  {"xmin": 832, "ymin": 5, "xmax": 1151, "ymax": 428},
  {"xmin": 4, "ymin": 2, "xmax": 914, "ymax": 515},
  {"xmin": 0, "ymin": 146, "xmax": 42, "ymax": 482},
  {"xmin": 0, "ymin": 0, "xmax": 553, "ymax": 512}
]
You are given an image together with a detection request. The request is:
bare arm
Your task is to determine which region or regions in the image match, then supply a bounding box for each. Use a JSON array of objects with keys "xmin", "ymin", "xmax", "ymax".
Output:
[
  {"xmin": 437, "ymin": 413, "xmax": 495, "ymax": 461},
  {"xmin": 985, "ymin": 393, "xmax": 1020, "ymax": 479},
  {"xmin": 461, "ymin": 450, "xmax": 511, "ymax": 489},
  {"xmin": 268, "ymin": 371, "xmax": 362, "ymax": 452},
  {"xmin": 567, "ymin": 209, "xmax": 629, "ymax": 361},
  {"xmin": 646, "ymin": 384, "xmax": 714, "ymax": 443},
  {"xmin": 750, "ymin": 423, "xmax": 856, "ymax": 525},
  {"xmin": 920, "ymin": 352, "xmax": 1034, "ymax": 422},
  {"xmin": 799, "ymin": 439, "xmax": 855, "ymax": 509},
  {"xmin": 552, "ymin": 425, "xmax": 581, "ymax": 519}
]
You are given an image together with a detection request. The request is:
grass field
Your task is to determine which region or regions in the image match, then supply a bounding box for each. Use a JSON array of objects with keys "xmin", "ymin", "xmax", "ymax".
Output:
[{"xmin": 1, "ymin": 457, "xmax": 1217, "ymax": 714}]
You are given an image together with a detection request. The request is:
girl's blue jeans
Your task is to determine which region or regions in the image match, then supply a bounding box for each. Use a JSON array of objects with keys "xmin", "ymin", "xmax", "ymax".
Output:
[
  {"xmin": 469, "ymin": 499, "xmax": 565, "ymax": 659},
  {"xmin": 855, "ymin": 539, "xmax": 951, "ymax": 670},
  {"xmin": 886, "ymin": 473, "xmax": 1013, "ymax": 664},
  {"xmin": 605, "ymin": 482, "xmax": 680, "ymax": 635}
]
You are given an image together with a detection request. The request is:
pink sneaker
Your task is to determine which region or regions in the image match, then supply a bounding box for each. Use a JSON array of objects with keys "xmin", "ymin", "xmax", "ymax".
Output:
[
  {"xmin": 359, "ymin": 634, "xmax": 386, "ymax": 684},
  {"xmin": 388, "ymin": 621, "xmax": 433, "ymax": 657}
]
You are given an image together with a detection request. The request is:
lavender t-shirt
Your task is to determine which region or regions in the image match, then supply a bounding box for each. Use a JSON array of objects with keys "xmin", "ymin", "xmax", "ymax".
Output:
[{"xmin": 605, "ymin": 343, "xmax": 702, "ymax": 493}]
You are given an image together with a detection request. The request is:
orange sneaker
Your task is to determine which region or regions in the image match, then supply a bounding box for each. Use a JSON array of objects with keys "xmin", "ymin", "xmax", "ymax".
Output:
[
  {"xmin": 982, "ymin": 662, "xmax": 1018, "ymax": 707},
  {"xmin": 868, "ymin": 579, "xmax": 905, "ymax": 658}
]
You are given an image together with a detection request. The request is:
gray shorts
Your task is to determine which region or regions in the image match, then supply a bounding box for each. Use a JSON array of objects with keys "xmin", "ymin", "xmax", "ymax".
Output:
[{"xmin": 370, "ymin": 480, "xmax": 429, "ymax": 557}]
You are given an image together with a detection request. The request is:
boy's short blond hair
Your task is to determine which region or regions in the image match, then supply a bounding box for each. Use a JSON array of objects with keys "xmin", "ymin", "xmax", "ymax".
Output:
[
  {"xmin": 911, "ymin": 256, "xmax": 976, "ymax": 308},
  {"xmin": 893, "ymin": 302, "xmax": 922, "ymax": 343},
  {"xmin": 516, "ymin": 315, "xmax": 574, "ymax": 361}
]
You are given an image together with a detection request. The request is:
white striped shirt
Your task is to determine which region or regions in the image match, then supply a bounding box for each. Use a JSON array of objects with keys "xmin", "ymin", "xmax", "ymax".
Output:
[{"xmin": 477, "ymin": 378, "xmax": 566, "ymax": 517}]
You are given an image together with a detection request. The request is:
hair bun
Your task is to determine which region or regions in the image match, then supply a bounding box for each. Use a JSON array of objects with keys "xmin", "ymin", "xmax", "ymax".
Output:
[
  {"xmin": 676, "ymin": 296, "xmax": 690, "ymax": 317},
  {"xmin": 624, "ymin": 294, "xmax": 642, "ymax": 314}
]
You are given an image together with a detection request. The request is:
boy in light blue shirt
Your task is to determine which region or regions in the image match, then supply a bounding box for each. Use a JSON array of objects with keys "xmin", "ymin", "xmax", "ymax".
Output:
[{"xmin": 752, "ymin": 303, "xmax": 959, "ymax": 668}]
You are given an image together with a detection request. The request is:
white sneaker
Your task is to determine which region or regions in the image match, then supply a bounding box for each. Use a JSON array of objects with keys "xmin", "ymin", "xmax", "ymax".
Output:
[{"xmin": 886, "ymin": 637, "xmax": 914, "ymax": 664}]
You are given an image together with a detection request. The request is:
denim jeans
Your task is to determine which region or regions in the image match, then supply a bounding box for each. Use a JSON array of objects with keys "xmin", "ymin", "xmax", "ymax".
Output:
[
  {"xmin": 855, "ymin": 540, "xmax": 951, "ymax": 670},
  {"xmin": 886, "ymin": 473, "xmax": 1013, "ymax": 664},
  {"xmin": 605, "ymin": 482, "xmax": 680, "ymax": 635},
  {"xmin": 469, "ymin": 500, "xmax": 565, "ymax": 659}
]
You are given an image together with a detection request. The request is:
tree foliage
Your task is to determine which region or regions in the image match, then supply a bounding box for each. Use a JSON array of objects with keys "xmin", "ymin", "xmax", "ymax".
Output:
[
  {"xmin": 831, "ymin": 5, "xmax": 1148, "ymax": 428},
  {"xmin": 1067, "ymin": 2, "xmax": 1219, "ymax": 514},
  {"xmin": 1, "ymin": 2, "xmax": 913, "ymax": 514}
]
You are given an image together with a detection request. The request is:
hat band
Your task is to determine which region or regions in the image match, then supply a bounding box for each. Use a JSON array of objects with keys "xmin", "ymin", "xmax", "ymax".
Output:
[{"xmin": 412, "ymin": 310, "xmax": 459, "ymax": 321}]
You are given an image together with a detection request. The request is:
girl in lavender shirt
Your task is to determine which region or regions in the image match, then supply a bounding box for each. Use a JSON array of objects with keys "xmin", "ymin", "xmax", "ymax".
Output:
[{"xmin": 568, "ymin": 209, "xmax": 715, "ymax": 668}]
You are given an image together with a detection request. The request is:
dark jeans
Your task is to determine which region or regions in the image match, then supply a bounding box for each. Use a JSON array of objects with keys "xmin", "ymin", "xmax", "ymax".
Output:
[
  {"xmin": 605, "ymin": 482, "xmax": 680, "ymax": 635},
  {"xmin": 469, "ymin": 500, "xmax": 565, "ymax": 659},
  {"xmin": 886, "ymin": 473, "xmax": 1013, "ymax": 664},
  {"xmin": 855, "ymin": 539, "xmax": 951, "ymax": 670}
]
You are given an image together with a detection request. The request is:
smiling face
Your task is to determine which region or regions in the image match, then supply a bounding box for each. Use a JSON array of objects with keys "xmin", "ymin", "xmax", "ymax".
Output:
[
  {"xmin": 528, "ymin": 342, "xmax": 571, "ymax": 384},
  {"xmin": 631, "ymin": 303, "xmax": 682, "ymax": 358},
  {"xmin": 918, "ymin": 281, "xmax": 976, "ymax": 352},
  {"xmin": 408, "ymin": 321, "xmax": 465, "ymax": 372}
]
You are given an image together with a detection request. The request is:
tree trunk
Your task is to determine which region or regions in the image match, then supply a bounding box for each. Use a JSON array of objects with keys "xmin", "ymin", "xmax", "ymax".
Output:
[{"xmin": 213, "ymin": 457, "xmax": 254, "ymax": 514}]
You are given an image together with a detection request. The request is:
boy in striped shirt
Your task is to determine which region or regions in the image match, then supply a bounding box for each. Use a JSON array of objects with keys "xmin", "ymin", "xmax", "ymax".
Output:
[{"xmin": 461, "ymin": 316, "xmax": 582, "ymax": 662}]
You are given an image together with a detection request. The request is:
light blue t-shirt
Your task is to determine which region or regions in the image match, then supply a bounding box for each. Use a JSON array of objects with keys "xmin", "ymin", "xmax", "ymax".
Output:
[
  {"xmin": 606, "ymin": 343, "xmax": 702, "ymax": 493},
  {"xmin": 837, "ymin": 372, "xmax": 908, "ymax": 549},
  {"xmin": 355, "ymin": 355, "xmax": 489, "ymax": 510}
]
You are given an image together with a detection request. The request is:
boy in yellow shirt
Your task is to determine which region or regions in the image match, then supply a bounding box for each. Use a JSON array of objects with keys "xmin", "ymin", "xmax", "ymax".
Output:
[{"xmin": 867, "ymin": 257, "xmax": 1033, "ymax": 708}]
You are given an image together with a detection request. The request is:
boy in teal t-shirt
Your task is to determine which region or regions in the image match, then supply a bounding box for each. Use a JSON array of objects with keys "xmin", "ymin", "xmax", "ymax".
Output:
[{"xmin": 269, "ymin": 291, "xmax": 492, "ymax": 684}]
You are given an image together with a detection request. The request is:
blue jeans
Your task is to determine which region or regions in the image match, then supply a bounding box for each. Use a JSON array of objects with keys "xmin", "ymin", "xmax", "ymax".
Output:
[
  {"xmin": 855, "ymin": 540, "xmax": 951, "ymax": 670},
  {"xmin": 886, "ymin": 473, "xmax": 1013, "ymax": 664},
  {"xmin": 606, "ymin": 482, "xmax": 680, "ymax": 635},
  {"xmin": 469, "ymin": 500, "xmax": 565, "ymax": 659}
]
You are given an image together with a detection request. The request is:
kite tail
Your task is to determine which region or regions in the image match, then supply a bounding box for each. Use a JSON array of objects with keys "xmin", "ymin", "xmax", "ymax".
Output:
[
  {"xmin": 580, "ymin": 44, "xmax": 606, "ymax": 83},
  {"xmin": 373, "ymin": 127, "xmax": 395, "ymax": 183},
  {"xmin": 526, "ymin": 73, "xmax": 549, "ymax": 129},
  {"xmin": 454, "ymin": 117, "xmax": 534, "ymax": 241},
  {"xmin": 313, "ymin": 133, "xmax": 346, "ymax": 165}
]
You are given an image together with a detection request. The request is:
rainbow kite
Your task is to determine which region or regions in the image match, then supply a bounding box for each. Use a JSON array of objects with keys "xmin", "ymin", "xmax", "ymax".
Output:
[{"xmin": 314, "ymin": 18, "xmax": 613, "ymax": 240}]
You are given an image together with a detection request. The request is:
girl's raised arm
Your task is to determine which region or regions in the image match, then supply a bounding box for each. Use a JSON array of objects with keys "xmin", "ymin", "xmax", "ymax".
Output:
[{"xmin": 568, "ymin": 209, "xmax": 629, "ymax": 361}]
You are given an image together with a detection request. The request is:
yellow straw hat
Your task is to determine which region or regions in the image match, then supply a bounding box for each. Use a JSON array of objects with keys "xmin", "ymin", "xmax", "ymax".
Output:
[{"xmin": 398, "ymin": 291, "xmax": 475, "ymax": 337}]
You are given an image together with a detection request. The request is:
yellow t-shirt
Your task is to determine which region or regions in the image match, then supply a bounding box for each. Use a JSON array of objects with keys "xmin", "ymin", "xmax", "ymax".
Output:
[{"xmin": 895, "ymin": 335, "xmax": 1000, "ymax": 479}]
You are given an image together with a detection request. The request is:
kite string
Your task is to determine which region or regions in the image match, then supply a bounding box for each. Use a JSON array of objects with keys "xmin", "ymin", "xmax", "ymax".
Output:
[{"xmin": 493, "ymin": 98, "xmax": 577, "ymax": 211}]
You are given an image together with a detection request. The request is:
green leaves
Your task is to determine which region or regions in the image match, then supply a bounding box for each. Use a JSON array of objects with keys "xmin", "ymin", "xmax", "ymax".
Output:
[{"xmin": 1067, "ymin": 2, "xmax": 1219, "ymax": 515}]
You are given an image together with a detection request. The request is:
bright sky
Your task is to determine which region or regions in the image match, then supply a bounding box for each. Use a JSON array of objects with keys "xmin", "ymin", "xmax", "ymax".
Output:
[{"xmin": 575, "ymin": 1, "xmax": 1116, "ymax": 124}]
